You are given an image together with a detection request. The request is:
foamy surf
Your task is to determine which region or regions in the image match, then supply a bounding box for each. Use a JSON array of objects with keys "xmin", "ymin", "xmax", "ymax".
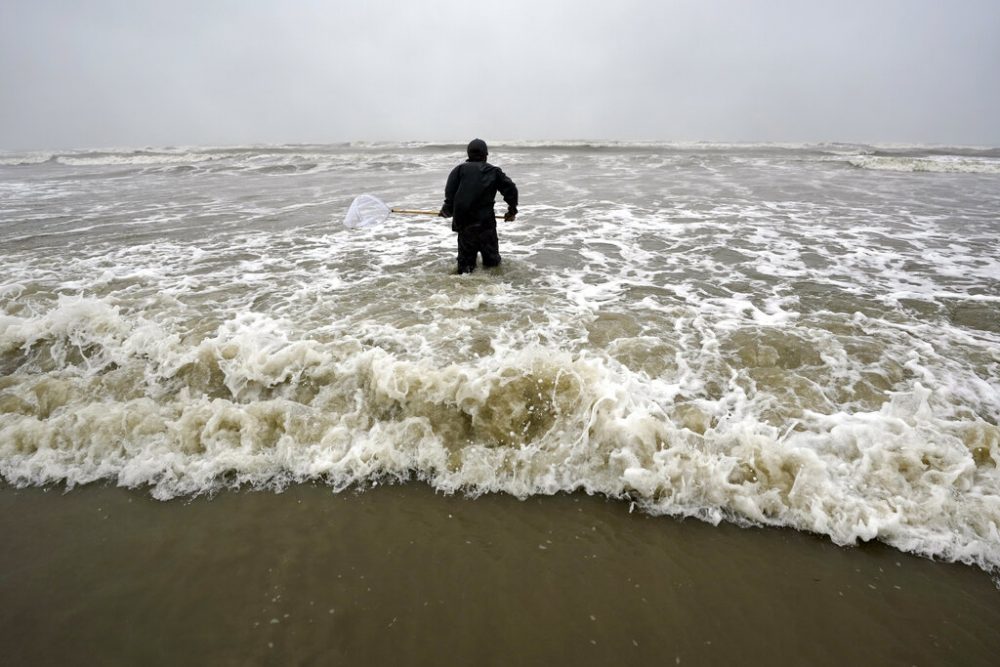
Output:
[{"xmin": 1, "ymin": 142, "xmax": 998, "ymax": 574}]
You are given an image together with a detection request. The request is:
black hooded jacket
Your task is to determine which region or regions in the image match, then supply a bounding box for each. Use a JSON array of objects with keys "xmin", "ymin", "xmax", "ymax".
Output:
[{"xmin": 440, "ymin": 139, "xmax": 518, "ymax": 232}]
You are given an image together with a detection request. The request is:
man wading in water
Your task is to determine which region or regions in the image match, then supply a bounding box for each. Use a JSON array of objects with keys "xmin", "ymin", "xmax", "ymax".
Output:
[{"xmin": 439, "ymin": 139, "xmax": 518, "ymax": 274}]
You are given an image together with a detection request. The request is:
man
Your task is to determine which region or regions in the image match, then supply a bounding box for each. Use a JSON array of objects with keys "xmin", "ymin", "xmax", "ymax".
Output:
[{"xmin": 438, "ymin": 138, "xmax": 518, "ymax": 274}]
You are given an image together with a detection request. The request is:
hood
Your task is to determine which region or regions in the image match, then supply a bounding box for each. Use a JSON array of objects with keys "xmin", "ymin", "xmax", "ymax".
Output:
[{"xmin": 466, "ymin": 138, "xmax": 488, "ymax": 162}]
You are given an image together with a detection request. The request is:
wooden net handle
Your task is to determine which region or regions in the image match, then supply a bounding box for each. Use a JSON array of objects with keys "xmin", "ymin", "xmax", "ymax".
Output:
[{"xmin": 391, "ymin": 208, "xmax": 508, "ymax": 219}]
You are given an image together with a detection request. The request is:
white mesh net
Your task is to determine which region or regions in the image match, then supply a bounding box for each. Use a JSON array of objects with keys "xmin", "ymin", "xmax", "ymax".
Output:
[{"xmin": 344, "ymin": 194, "xmax": 391, "ymax": 228}]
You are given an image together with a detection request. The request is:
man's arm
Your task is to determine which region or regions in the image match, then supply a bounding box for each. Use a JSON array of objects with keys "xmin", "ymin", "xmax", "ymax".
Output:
[
  {"xmin": 497, "ymin": 169, "xmax": 518, "ymax": 221},
  {"xmin": 440, "ymin": 166, "xmax": 460, "ymax": 217}
]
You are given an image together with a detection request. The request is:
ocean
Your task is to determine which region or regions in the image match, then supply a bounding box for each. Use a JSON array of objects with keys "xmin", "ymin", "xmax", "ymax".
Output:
[{"xmin": 2, "ymin": 142, "xmax": 999, "ymax": 663}]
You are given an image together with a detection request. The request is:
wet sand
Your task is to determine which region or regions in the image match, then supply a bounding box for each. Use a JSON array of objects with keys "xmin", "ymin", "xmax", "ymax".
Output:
[{"xmin": 2, "ymin": 483, "xmax": 999, "ymax": 666}]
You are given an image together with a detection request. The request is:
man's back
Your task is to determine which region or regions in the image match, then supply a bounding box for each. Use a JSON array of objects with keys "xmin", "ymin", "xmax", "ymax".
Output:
[
  {"xmin": 441, "ymin": 140, "xmax": 517, "ymax": 232},
  {"xmin": 445, "ymin": 161, "xmax": 515, "ymax": 230}
]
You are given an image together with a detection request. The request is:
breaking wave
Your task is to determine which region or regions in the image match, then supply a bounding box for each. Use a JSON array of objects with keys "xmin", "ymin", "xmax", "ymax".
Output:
[{"xmin": 1, "ymin": 291, "xmax": 998, "ymax": 573}]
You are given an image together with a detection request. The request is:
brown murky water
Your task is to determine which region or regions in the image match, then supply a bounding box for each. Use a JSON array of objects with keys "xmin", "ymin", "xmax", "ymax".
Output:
[{"xmin": 2, "ymin": 483, "xmax": 998, "ymax": 666}]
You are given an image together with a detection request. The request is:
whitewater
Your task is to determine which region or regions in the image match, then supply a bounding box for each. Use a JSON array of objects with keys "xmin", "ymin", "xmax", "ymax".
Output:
[{"xmin": 1, "ymin": 142, "xmax": 998, "ymax": 572}]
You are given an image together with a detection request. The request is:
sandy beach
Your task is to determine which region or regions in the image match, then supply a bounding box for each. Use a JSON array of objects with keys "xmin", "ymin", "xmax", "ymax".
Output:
[{"xmin": 2, "ymin": 482, "xmax": 998, "ymax": 666}]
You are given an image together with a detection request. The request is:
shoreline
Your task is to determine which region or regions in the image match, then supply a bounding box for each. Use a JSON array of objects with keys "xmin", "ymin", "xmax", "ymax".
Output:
[{"xmin": 2, "ymin": 482, "xmax": 999, "ymax": 666}]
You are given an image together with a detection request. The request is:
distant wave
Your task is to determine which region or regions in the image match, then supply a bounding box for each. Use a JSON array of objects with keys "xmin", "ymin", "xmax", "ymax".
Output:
[
  {"xmin": 55, "ymin": 151, "xmax": 219, "ymax": 167},
  {"xmin": 848, "ymin": 155, "xmax": 1000, "ymax": 174},
  {"xmin": 4, "ymin": 143, "xmax": 999, "ymax": 173},
  {"xmin": 362, "ymin": 140, "xmax": 874, "ymax": 154},
  {"xmin": 0, "ymin": 153, "xmax": 55, "ymax": 166}
]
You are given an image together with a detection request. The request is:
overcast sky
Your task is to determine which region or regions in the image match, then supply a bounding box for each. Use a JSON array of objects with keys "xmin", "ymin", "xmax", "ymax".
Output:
[{"xmin": 2, "ymin": 0, "xmax": 998, "ymax": 149}]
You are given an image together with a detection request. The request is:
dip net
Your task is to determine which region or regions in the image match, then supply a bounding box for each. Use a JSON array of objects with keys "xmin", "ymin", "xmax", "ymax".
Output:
[{"xmin": 344, "ymin": 194, "xmax": 391, "ymax": 228}]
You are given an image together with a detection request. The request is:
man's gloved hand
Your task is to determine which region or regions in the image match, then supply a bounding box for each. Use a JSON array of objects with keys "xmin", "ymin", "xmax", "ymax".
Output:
[
  {"xmin": 504, "ymin": 210, "xmax": 516, "ymax": 222},
  {"xmin": 439, "ymin": 208, "xmax": 451, "ymax": 218}
]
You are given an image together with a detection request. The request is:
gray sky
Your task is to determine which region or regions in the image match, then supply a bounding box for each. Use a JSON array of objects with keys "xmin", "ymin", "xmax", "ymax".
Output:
[{"xmin": 2, "ymin": 0, "xmax": 999, "ymax": 149}]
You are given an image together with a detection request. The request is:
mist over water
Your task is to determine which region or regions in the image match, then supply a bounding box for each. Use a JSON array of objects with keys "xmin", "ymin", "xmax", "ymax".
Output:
[{"xmin": 1, "ymin": 143, "xmax": 999, "ymax": 572}]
